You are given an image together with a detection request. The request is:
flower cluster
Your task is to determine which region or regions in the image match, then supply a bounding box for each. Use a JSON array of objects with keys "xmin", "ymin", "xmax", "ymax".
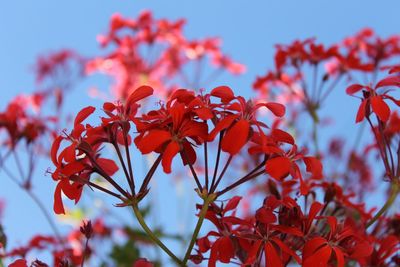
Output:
[
  {"xmin": 193, "ymin": 194, "xmax": 399, "ymax": 267},
  {"xmin": 86, "ymin": 11, "xmax": 245, "ymax": 100}
]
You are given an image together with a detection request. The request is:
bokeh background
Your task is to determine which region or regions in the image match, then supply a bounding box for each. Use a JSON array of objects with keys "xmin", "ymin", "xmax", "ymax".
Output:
[{"xmin": 1, "ymin": 0, "xmax": 400, "ymax": 265}]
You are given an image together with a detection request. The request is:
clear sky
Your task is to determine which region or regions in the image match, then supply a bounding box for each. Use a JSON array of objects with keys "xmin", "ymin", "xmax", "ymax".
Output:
[{"xmin": 1, "ymin": 0, "xmax": 399, "ymax": 265}]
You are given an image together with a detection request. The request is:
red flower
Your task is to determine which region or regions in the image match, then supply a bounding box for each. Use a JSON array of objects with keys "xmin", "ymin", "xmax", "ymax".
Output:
[
  {"xmin": 51, "ymin": 107, "xmax": 119, "ymax": 214},
  {"xmin": 346, "ymin": 74, "xmax": 400, "ymax": 123},
  {"xmin": 264, "ymin": 145, "xmax": 323, "ymax": 195},
  {"xmin": 302, "ymin": 217, "xmax": 372, "ymax": 267},
  {"xmin": 133, "ymin": 258, "xmax": 154, "ymax": 267},
  {"xmin": 366, "ymin": 235, "xmax": 400, "ymax": 266},
  {"xmin": 135, "ymin": 99, "xmax": 208, "ymax": 173},
  {"xmin": 8, "ymin": 259, "xmax": 27, "ymax": 267},
  {"xmin": 208, "ymin": 85, "xmax": 285, "ymax": 155}
]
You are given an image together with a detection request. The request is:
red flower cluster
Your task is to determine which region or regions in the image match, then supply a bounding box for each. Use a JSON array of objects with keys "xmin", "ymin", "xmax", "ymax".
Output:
[
  {"xmin": 86, "ymin": 11, "xmax": 245, "ymax": 100},
  {"xmin": 193, "ymin": 194, "xmax": 398, "ymax": 266},
  {"xmin": 4, "ymin": 218, "xmax": 114, "ymax": 267},
  {"xmin": 252, "ymin": 29, "xmax": 400, "ymax": 131},
  {"xmin": 0, "ymin": 94, "xmax": 50, "ymax": 147}
]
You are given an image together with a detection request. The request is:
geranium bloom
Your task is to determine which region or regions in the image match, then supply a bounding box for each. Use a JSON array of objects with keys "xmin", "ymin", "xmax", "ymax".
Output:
[
  {"xmin": 208, "ymin": 85, "xmax": 285, "ymax": 155},
  {"xmin": 134, "ymin": 96, "xmax": 208, "ymax": 173},
  {"xmin": 51, "ymin": 113, "xmax": 120, "ymax": 214},
  {"xmin": 302, "ymin": 217, "xmax": 372, "ymax": 267},
  {"xmin": 86, "ymin": 11, "xmax": 244, "ymax": 100},
  {"xmin": 346, "ymin": 74, "xmax": 400, "ymax": 123}
]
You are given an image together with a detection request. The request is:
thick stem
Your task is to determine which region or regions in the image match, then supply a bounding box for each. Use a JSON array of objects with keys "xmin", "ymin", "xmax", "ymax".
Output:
[
  {"xmin": 182, "ymin": 194, "xmax": 216, "ymax": 265},
  {"xmin": 366, "ymin": 181, "xmax": 399, "ymax": 229},
  {"xmin": 131, "ymin": 201, "xmax": 183, "ymax": 265},
  {"xmin": 312, "ymin": 118, "xmax": 320, "ymax": 157}
]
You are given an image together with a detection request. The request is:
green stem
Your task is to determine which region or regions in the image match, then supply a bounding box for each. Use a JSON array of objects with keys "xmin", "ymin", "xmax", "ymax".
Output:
[
  {"xmin": 366, "ymin": 182, "xmax": 399, "ymax": 229},
  {"xmin": 312, "ymin": 119, "xmax": 320, "ymax": 157},
  {"xmin": 182, "ymin": 194, "xmax": 216, "ymax": 265},
  {"xmin": 131, "ymin": 201, "xmax": 183, "ymax": 265}
]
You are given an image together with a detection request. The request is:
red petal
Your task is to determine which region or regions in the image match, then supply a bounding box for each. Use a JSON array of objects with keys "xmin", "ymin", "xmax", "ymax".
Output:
[
  {"xmin": 303, "ymin": 244, "xmax": 332, "ymax": 267},
  {"xmin": 195, "ymin": 107, "xmax": 214, "ymax": 120},
  {"xmin": 8, "ymin": 259, "xmax": 28, "ymax": 267},
  {"xmin": 170, "ymin": 103, "xmax": 185, "ymax": 131},
  {"xmin": 60, "ymin": 180, "xmax": 82, "ymax": 203},
  {"xmin": 351, "ymin": 241, "xmax": 373, "ymax": 259},
  {"xmin": 256, "ymin": 207, "xmax": 276, "ymax": 224},
  {"xmin": 221, "ymin": 119, "xmax": 250, "ymax": 155},
  {"xmin": 265, "ymin": 242, "xmax": 283, "ymax": 267},
  {"xmin": 54, "ymin": 182, "xmax": 65, "ymax": 215},
  {"xmin": 162, "ymin": 141, "xmax": 180, "ymax": 173},
  {"xmin": 306, "ymin": 202, "xmax": 324, "ymax": 231},
  {"xmin": 375, "ymin": 76, "xmax": 400, "ymax": 88},
  {"xmin": 371, "ymin": 96, "xmax": 390, "ymax": 122},
  {"xmin": 272, "ymin": 237, "xmax": 301, "ymax": 263},
  {"xmin": 180, "ymin": 140, "xmax": 196, "ymax": 166},
  {"xmin": 346, "ymin": 84, "xmax": 364, "ymax": 95},
  {"xmin": 74, "ymin": 106, "xmax": 95, "ymax": 126},
  {"xmin": 51, "ymin": 136, "xmax": 63, "ymax": 165},
  {"xmin": 264, "ymin": 102, "xmax": 286, "ymax": 117},
  {"xmin": 377, "ymin": 236, "xmax": 398, "ymax": 260},
  {"xmin": 127, "ymin": 85, "xmax": 153, "ymax": 105},
  {"xmin": 224, "ymin": 196, "xmax": 242, "ymax": 212},
  {"xmin": 218, "ymin": 236, "xmax": 235, "ymax": 263},
  {"xmin": 210, "ymin": 86, "xmax": 235, "ymax": 103},
  {"xmin": 103, "ymin": 102, "xmax": 116, "ymax": 112},
  {"xmin": 272, "ymin": 225, "xmax": 303, "ymax": 237},
  {"xmin": 245, "ymin": 240, "xmax": 263, "ymax": 264},
  {"xmin": 271, "ymin": 129, "xmax": 294, "ymax": 145},
  {"xmin": 208, "ymin": 114, "xmax": 238, "ymax": 141},
  {"xmin": 133, "ymin": 258, "xmax": 154, "ymax": 267},
  {"xmin": 61, "ymin": 161, "xmax": 86, "ymax": 176},
  {"xmin": 389, "ymin": 66, "xmax": 400, "ymax": 74},
  {"xmin": 181, "ymin": 121, "xmax": 208, "ymax": 140},
  {"xmin": 137, "ymin": 130, "xmax": 171, "ymax": 154},
  {"xmin": 326, "ymin": 216, "xmax": 337, "ymax": 235},
  {"xmin": 303, "ymin": 157, "xmax": 323, "ymax": 179},
  {"xmin": 303, "ymin": 237, "xmax": 328, "ymax": 259},
  {"xmin": 265, "ymin": 156, "xmax": 291, "ymax": 180},
  {"xmin": 116, "ymin": 131, "xmax": 131, "ymax": 146},
  {"xmin": 208, "ymin": 242, "xmax": 218, "ymax": 267},
  {"xmin": 97, "ymin": 158, "xmax": 119, "ymax": 176},
  {"xmin": 355, "ymin": 100, "xmax": 367, "ymax": 123},
  {"xmin": 63, "ymin": 145, "xmax": 76, "ymax": 163},
  {"xmin": 333, "ymin": 247, "xmax": 345, "ymax": 267}
]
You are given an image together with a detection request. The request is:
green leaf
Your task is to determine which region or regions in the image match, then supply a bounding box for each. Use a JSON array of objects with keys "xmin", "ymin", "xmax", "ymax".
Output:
[{"xmin": 110, "ymin": 240, "xmax": 140, "ymax": 267}]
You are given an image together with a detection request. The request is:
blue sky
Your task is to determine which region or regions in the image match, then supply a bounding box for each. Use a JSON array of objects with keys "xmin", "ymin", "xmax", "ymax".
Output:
[{"xmin": 1, "ymin": 0, "xmax": 400, "ymax": 265}]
